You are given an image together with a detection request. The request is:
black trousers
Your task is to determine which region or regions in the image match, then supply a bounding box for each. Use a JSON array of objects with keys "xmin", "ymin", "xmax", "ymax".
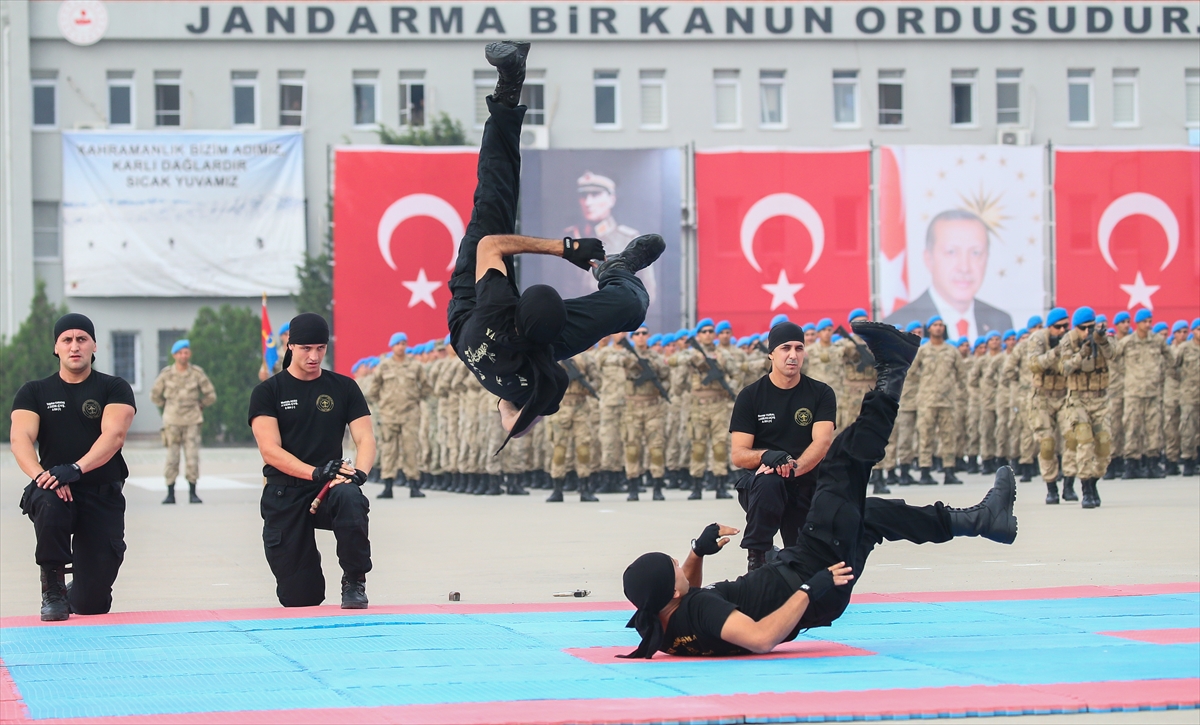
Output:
[
  {"xmin": 738, "ymin": 473, "xmax": 815, "ymax": 552},
  {"xmin": 21, "ymin": 481, "xmax": 126, "ymax": 615},
  {"xmin": 445, "ymin": 96, "xmax": 649, "ymax": 362},
  {"xmin": 777, "ymin": 390, "xmax": 954, "ymax": 627},
  {"xmin": 261, "ymin": 479, "xmax": 371, "ymax": 607}
]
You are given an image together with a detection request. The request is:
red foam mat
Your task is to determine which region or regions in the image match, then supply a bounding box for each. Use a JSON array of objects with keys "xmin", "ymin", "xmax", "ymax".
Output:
[{"xmin": 1101, "ymin": 628, "xmax": 1200, "ymax": 645}]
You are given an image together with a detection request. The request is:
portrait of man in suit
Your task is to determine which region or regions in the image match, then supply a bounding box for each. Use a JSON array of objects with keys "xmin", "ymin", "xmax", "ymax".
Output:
[{"xmin": 883, "ymin": 209, "xmax": 1013, "ymax": 338}]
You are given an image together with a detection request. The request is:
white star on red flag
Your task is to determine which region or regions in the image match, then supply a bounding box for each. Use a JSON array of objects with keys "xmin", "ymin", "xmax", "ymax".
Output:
[
  {"xmin": 762, "ymin": 269, "xmax": 804, "ymax": 310},
  {"xmin": 1119, "ymin": 271, "xmax": 1160, "ymax": 310},
  {"xmin": 402, "ymin": 268, "xmax": 442, "ymax": 309}
]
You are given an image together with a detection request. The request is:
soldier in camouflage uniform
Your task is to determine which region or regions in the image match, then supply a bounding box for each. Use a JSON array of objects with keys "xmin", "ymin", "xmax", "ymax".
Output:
[
  {"xmin": 837, "ymin": 310, "xmax": 886, "ymax": 491},
  {"xmin": 1117, "ymin": 309, "xmax": 1174, "ymax": 480},
  {"xmin": 547, "ymin": 353, "xmax": 600, "ymax": 502},
  {"xmin": 665, "ymin": 334, "xmax": 691, "ymax": 487},
  {"xmin": 1163, "ymin": 321, "xmax": 1189, "ymax": 475},
  {"xmin": 1058, "ymin": 307, "xmax": 1113, "ymax": 508},
  {"xmin": 911, "ymin": 317, "xmax": 966, "ymax": 485},
  {"xmin": 150, "ymin": 339, "xmax": 216, "ymax": 505},
  {"xmin": 1006, "ymin": 317, "xmax": 1043, "ymax": 481},
  {"xmin": 670, "ymin": 319, "xmax": 737, "ymax": 500},
  {"xmin": 365, "ymin": 334, "xmax": 425, "ymax": 499},
  {"xmin": 1025, "ymin": 307, "xmax": 1072, "ymax": 502},
  {"xmin": 615, "ymin": 325, "xmax": 671, "ymax": 500},
  {"xmin": 1176, "ymin": 319, "xmax": 1200, "ymax": 476},
  {"xmin": 805, "ymin": 318, "xmax": 844, "ymax": 417},
  {"xmin": 595, "ymin": 334, "xmax": 628, "ymax": 493},
  {"xmin": 435, "ymin": 350, "xmax": 465, "ymax": 491},
  {"xmin": 1105, "ymin": 312, "xmax": 1131, "ymax": 479},
  {"xmin": 976, "ymin": 332, "xmax": 1003, "ymax": 474}
]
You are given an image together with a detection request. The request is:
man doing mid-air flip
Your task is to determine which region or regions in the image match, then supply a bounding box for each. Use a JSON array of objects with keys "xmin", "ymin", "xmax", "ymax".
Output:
[
  {"xmin": 447, "ymin": 41, "xmax": 665, "ymax": 451},
  {"xmin": 619, "ymin": 321, "xmax": 1019, "ymax": 658}
]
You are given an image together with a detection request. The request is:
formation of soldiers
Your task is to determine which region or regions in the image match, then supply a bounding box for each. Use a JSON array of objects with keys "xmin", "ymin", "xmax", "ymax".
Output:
[{"xmin": 333, "ymin": 308, "xmax": 1199, "ymax": 506}]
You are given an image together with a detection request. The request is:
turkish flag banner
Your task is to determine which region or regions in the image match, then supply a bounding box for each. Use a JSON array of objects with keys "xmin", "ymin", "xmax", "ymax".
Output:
[
  {"xmin": 695, "ymin": 149, "xmax": 871, "ymax": 335},
  {"xmin": 1055, "ymin": 148, "xmax": 1200, "ymax": 324},
  {"xmin": 332, "ymin": 147, "xmax": 478, "ymax": 374}
]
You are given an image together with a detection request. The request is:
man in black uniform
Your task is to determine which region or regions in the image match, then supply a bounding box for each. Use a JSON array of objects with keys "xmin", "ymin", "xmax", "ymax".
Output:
[
  {"xmin": 731, "ymin": 322, "xmax": 836, "ymax": 573},
  {"xmin": 619, "ymin": 321, "xmax": 1018, "ymax": 658},
  {"xmin": 248, "ymin": 313, "xmax": 377, "ymax": 609},
  {"xmin": 447, "ymin": 41, "xmax": 665, "ymax": 450},
  {"xmin": 11, "ymin": 313, "xmax": 137, "ymax": 621}
]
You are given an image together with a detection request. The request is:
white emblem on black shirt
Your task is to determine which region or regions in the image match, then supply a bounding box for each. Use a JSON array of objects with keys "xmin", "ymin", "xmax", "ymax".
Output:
[
  {"xmin": 46, "ymin": 401, "xmax": 65, "ymax": 412},
  {"xmin": 281, "ymin": 399, "xmax": 298, "ymax": 411},
  {"xmin": 82, "ymin": 399, "xmax": 101, "ymax": 419},
  {"xmin": 757, "ymin": 413, "xmax": 776, "ymax": 424}
]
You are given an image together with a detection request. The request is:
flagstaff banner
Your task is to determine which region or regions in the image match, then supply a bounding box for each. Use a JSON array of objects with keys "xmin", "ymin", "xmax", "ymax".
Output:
[
  {"xmin": 878, "ymin": 145, "xmax": 1045, "ymax": 338},
  {"xmin": 332, "ymin": 146, "xmax": 478, "ymax": 373},
  {"xmin": 695, "ymin": 148, "xmax": 870, "ymax": 335},
  {"xmin": 61, "ymin": 131, "xmax": 305, "ymax": 297},
  {"xmin": 519, "ymin": 148, "xmax": 683, "ymax": 334},
  {"xmin": 1054, "ymin": 148, "xmax": 1200, "ymax": 324}
]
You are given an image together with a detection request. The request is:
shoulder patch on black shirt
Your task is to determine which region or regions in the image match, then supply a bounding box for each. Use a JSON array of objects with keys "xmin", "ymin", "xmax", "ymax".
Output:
[
  {"xmin": 82, "ymin": 399, "xmax": 101, "ymax": 419},
  {"xmin": 794, "ymin": 408, "xmax": 812, "ymax": 426}
]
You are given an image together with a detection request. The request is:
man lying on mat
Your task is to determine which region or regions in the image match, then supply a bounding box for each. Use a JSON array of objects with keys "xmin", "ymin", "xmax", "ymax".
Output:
[{"xmin": 618, "ymin": 321, "xmax": 1018, "ymax": 658}]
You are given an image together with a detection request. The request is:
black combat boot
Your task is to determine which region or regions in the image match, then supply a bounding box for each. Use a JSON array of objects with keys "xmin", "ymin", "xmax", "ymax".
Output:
[
  {"xmin": 1087, "ymin": 478, "xmax": 1101, "ymax": 507},
  {"xmin": 919, "ymin": 467, "xmax": 937, "ymax": 485},
  {"xmin": 579, "ymin": 477, "xmax": 599, "ymax": 502},
  {"xmin": 411, "ymin": 474, "xmax": 426, "ymax": 498},
  {"xmin": 592, "ymin": 234, "xmax": 666, "ymax": 281},
  {"xmin": 367, "ymin": 466, "xmax": 381, "ymax": 483},
  {"xmin": 187, "ymin": 481, "xmax": 202, "ymax": 504},
  {"xmin": 506, "ymin": 473, "xmax": 529, "ymax": 495},
  {"xmin": 340, "ymin": 573, "xmax": 368, "ymax": 609},
  {"xmin": 474, "ymin": 473, "xmax": 491, "ymax": 495},
  {"xmin": 1122, "ymin": 457, "xmax": 1141, "ymax": 480},
  {"xmin": 40, "ymin": 566, "xmax": 70, "ymax": 622},
  {"xmin": 486, "ymin": 475, "xmax": 503, "ymax": 495},
  {"xmin": 946, "ymin": 467, "xmax": 1018, "ymax": 544},
  {"xmin": 1103, "ymin": 458, "xmax": 1120, "ymax": 480},
  {"xmin": 378, "ymin": 478, "xmax": 394, "ymax": 499},
  {"xmin": 1184, "ymin": 459, "xmax": 1196, "ymax": 477},
  {"xmin": 886, "ymin": 468, "xmax": 900, "ymax": 486},
  {"xmin": 853, "ymin": 321, "xmax": 920, "ymax": 405},
  {"xmin": 1060, "ymin": 476, "xmax": 1078, "ymax": 502},
  {"xmin": 1165, "ymin": 459, "xmax": 1181, "ymax": 476},
  {"xmin": 1045, "ymin": 480, "xmax": 1060, "ymax": 504},
  {"xmin": 687, "ymin": 474, "xmax": 703, "ymax": 500},
  {"xmin": 870, "ymin": 469, "xmax": 891, "ymax": 494},
  {"xmin": 1080, "ymin": 479, "xmax": 1100, "ymax": 509},
  {"xmin": 564, "ymin": 471, "xmax": 579, "ymax": 492},
  {"xmin": 747, "ymin": 549, "xmax": 768, "ymax": 573},
  {"xmin": 484, "ymin": 40, "xmax": 530, "ymax": 108},
  {"xmin": 981, "ymin": 457, "xmax": 996, "ymax": 475},
  {"xmin": 652, "ymin": 478, "xmax": 665, "ymax": 501},
  {"xmin": 966, "ymin": 456, "xmax": 981, "ymax": 474},
  {"xmin": 899, "ymin": 464, "xmax": 914, "ymax": 485},
  {"xmin": 1020, "ymin": 463, "xmax": 1034, "ymax": 482},
  {"xmin": 162, "ymin": 484, "xmax": 176, "ymax": 505},
  {"xmin": 943, "ymin": 468, "xmax": 963, "ymax": 485},
  {"xmin": 626, "ymin": 475, "xmax": 640, "ymax": 501},
  {"xmin": 546, "ymin": 478, "xmax": 565, "ymax": 502},
  {"xmin": 1145, "ymin": 456, "xmax": 1165, "ymax": 479}
]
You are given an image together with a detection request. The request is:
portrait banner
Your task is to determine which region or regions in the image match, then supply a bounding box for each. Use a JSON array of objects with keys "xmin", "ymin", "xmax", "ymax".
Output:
[
  {"xmin": 519, "ymin": 148, "xmax": 682, "ymax": 334},
  {"xmin": 61, "ymin": 131, "xmax": 305, "ymax": 297},
  {"xmin": 1054, "ymin": 148, "xmax": 1199, "ymax": 324},
  {"xmin": 332, "ymin": 146, "xmax": 478, "ymax": 373},
  {"xmin": 879, "ymin": 145, "xmax": 1045, "ymax": 339},
  {"xmin": 695, "ymin": 148, "xmax": 870, "ymax": 336}
]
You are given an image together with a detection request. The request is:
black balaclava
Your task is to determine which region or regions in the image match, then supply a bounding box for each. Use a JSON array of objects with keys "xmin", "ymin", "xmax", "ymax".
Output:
[
  {"xmin": 515, "ymin": 285, "xmax": 567, "ymax": 345},
  {"xmin": 768, "ymin": 322, "xmax": 806, "ymax": 354},
  {"xmin": 282, "ymin": 313, "xmax": 330, "ymax": 370},
  {"xmin": 617, "ymin": 552, "xmax": 676, "ymax": 659}
]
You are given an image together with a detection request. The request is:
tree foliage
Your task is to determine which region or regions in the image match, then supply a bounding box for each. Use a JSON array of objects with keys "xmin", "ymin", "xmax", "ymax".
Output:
[
  {"xmin": 0, "ymin": 281, "xmax": 68, "ymax": 441},
  {"xmin": 188, "ymin": 305, "xmax": 261, "ymax": 444},
  {"xmin": 376, "ymin": 112, "xmax": 467, "ymax": 146}
]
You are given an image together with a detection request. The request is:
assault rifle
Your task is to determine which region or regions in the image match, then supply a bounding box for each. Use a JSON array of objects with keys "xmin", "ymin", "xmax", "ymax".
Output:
[
  {"xmin": 687, "ymin": 337, "xmax": 737, "ymax": 400},
  {"xmin": 618, "ymin": 337, "xmax": 670, "ymax": 402},
  {"xmin": 835, "ymin": 324, "xmax": 875, "ymax": 373},
  {"xmin": 561, "ymin": 358, "xmax": 598, "ymax": 398}
]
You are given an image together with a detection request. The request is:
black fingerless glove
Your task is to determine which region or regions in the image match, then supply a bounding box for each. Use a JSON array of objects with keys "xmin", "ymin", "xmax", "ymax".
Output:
[
  {"xmin": 691, "ymin": 523, "xmax": 723, "ymax": 556},
  {"xmin": 347, "ymin": 469, "xmax": 368, "ymax": 486},
  {"xmin": 799, "ymin": 569, "xmax": 835, "ymax": 602},
  {"xmin": 760, "ymin": 450, "xmax": 793, "ymax": 470},
  {"xmin": 313, "ymin": 460, "xmax": 344, "ymax": 484},
  {"xmin": 47, "ymin": 463, "xmax": 81, "ymax": 484},
  {"xmin": 562, "ymin": 237, "xmax": 605, "ymax": 270}
]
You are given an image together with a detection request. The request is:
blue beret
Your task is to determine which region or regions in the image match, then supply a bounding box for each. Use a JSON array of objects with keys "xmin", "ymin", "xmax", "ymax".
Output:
[
  {"xmin": 926, "ymin": 315, "xmax": 944, "ymax": 328},
  {"xmin": 831, "ymin": 334, "xmax": 843, "ymax": 343},
  {"xmin": 958, "ymin": 337, "xmax": 971, "ymax": 346},
  {"xmin": 647, "ymin": 334, "xmax": 662, "ymax": 346},
  {"xmin": 802, "ymin": 323, "xmax": 816, "ymax": 332},
  {"xmin": 848, "ymin": 308, "xmax": 868, "ymax": 322},
  {"xmin": 816, "ymin": 318, "xmax": 834, "ymax": 331},
  {"xmin": 1045, "ymin": 307, "xmax": 1069, "ymax": 326},
  {"xmin": 279, "ymin": 321, "xmax": 290, "ymax": 334},
  {"xmin": 1017, "ymin": 328, "xmax": 1028, "ymax": 337},
  {"xmin": 920, "ymin": 338, "xmax": 929, "ymax": 346},
  {"xmin": 1152, "ymin": 321, "xmax": 1168, "ymax": 333},
  {"xmin": 769, "ymin": 314, "xmax": 790, "ymax": 329},
  {"xmin": 1071, "ymin": 306, "xmax": 1095, "ymax": 327},
  {"xmin": 1134, "ymin": 309, "xmax": 1153, "ymax": 324},
  {"xmin": 1113, "ymin": 311, "xmax": 1131, "ymax": 324},
  {"xmin": 170, "ymin": 339, "xmax": 189, "ymax": 355},
  {"xmin": 986, "ymin": 330, "xmax": 1001, "ymax": 340},
  {"xmin": 676, "ymin": 328, "xmax": 689, "ymax": 338},
  {"xmin": 1095, "ymin": 315, "xmax": 1107, "ymax": 325},
  {"xmin": 351, "ymin": 358, "xmax": 367, "ymax": 373},
  {"xmin": 389, "ymin": 332, "xmax": 408, "ymax": 347},
  {"xmin": 1192, "ymin": 318, "xmax": 1200, "ymax": 329},
  {"xmin": 1026, "ymin": 315, "xmax": 1043, "ymax": 328},
  {"xmin": 973, "ymin": 337, "xmax": 986, "ymax": 349},
  {"xmin": 1172, "ymin": 320, "xmax": 1188, "ymax": 333},
  {"xmin": 905, "ymin": 321, "xmax": 922, "ymax": 333},
  {"xmin": 715, "ymin": 320, "xmax": 732, "ymax": 333},
  {"xmin": 1002, "ymin": 329, "xmax": 1016, "ymax": 340},
  {"xmin": 696, "ymin": 318, "xmax": 715, "ymax": 330}
]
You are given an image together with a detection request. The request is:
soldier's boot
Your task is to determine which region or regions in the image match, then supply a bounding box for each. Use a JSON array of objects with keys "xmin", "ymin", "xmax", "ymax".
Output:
[
  {"xmin": 40, "ymin": 567, "xmax": 70, "ymax": 622},
  {"xmin": 484, "ymin": 41, "xmax": 530, "ymax": 108},
  {"xmin": 1080, "ymin": 479, "xmax": 1099, "ymax": 509},
  {"xmin": 378, "ymin": 478, "xmax": 395, "ymax": 499},
  {"xmin": 546, "ymin": 479, "xmax": 565, "ymax": 503},
  {"xmin": 918, "ymin": 467, "xmax": 937, "ymax": 485},
  {"xmin": 564, "ymin": 472, "xmax": 579, "ymax": 492},
  {"xmin": 592, "ymin": 234, "xmax": 666, "ymax": 281},
  {"xmin": 716, "ymin": 473, "xmax": 734, "ymax": 499},
  {"xmin": 367, "ymin": 466, "xmax": 381, "ymax": 483},
  {"xmin": 188, "ymin": 481, "xmax": 203, "ymax": 504},
  {"xmin": 870, "ymin": 469, "xmax": 891, "ymax": 494},
  {"xmin": 1103, "ymin": 458, "xmax": 1120, "ymax": 480},
  {"xmin": 1122, "ymin": 457, "xmax": 1141, "ymax": 480},
  {"xmin": 410, "ymin": 474, "xmax": 426, "ymax": 498},
  {"xmin": 626, "ymin": 475, "xmax": 640, "ymax": 501},
  {"xmin": 1060, "ymin": 476, "xmax": 1078, "ymax": 501},
  {"xmin": 899, "ymin": 464, "xmax": 915, "ymax": 485},
  {"xmin": 967, "ymin": 456, "xmax": 981, "ymax": 474},
  {"xmin": 1045, "ymin": 480, "xmax": 1060, "ymax": 505},
  {"xmin": 981, "ymin": 457, "xmax": 995, "ymax": 475},
  {"xmin": 486, "ymin": 475, "xmax": 504, "ymax": 496},
  {"xmin": 886, "ymin": 468, "xmax": 900, "ymax": 486},
  {"xmin": 506, "ymin": 473, "xmax": 530, "ymax": 495},
  {"xmin": 1165, "ymin": 459, "xmax": 1181, "ymax": 476},
  {"xmin": 162, "ymin": 484, "xmax": 176, "ymax": 505},
  {"xmin": 1145, "ymin": 456, "xmax": 1166, "ymax": 479},
  {"xmin": 853, "ymin": 320, "xmax": 920, "ymax": 402},
  {"xmin": 933, "ymin": 456, "xmax": 944, "ymax": 473},
  {"xmin": 704, "ymin": 471, "xmax": 718, "ymax": 491},
  {"xmin": 1019, "ymin": 463, "xmax": 1034, "ymax": 482},
  {"xmin": 340, "ymin": 573, "xmax": 368, "ymax": 610},
  {"xmin": 652, "ymin": 478, "xmax": 665, "ymax": 501},
  {"xmin": 1183, "ymin": 459, "xmax": 1196, "ymax": 477},
  {"xmin": 1089, "ymin": 478, "xmax": 1101, "ymax": 507},
  {"xmin": 943, "ymin": 468, "xmax": 963, "ymax": 485},
  {"xmin": 946, "ymin": 466, "xmax": 1018, "ymax": 544},
  {"xmin": 747, "ymin": 549, "xmax": 768, "ymax": 573},
  {"xmin": 687, "ymin": 474, "xmax": 703, "ymax": 500},
  {"xmin": 579, "ymin": 477, "xmax": 600, "ymax": 502}
]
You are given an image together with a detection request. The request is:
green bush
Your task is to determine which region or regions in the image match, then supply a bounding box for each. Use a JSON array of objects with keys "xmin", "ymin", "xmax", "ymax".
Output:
[
  {"xmin": 0, "ymin": 281, "xmax": 68, "ymax": 441},
  {"xmin": 188, "ymin": 304, "xmax": 261, "ymax": 444},
  {"xmin": 376, "ymin": 112, "xmax": 467, "ymax": 146}
]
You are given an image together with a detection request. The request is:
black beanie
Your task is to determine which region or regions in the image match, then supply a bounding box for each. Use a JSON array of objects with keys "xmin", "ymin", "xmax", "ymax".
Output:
[
  {"xmin": 617, "ymin": 552, "xmax": 676, "ymax": 659},
  {"xmin": 53, "ymin": 313, "xmax": 95, "ymax": 342},
  {"xmin": 768, "ymin": 321, "xmax": 806, "ymax": 354},
  {"xmin": 287, "ymin": 313, "xmax": 330, "ymax": 345},
  {"xmin": 516, "ymin": 285, "xmax": 566, "ymax": 346}
]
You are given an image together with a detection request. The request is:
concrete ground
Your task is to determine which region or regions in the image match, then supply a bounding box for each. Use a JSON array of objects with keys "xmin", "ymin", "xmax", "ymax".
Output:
[{"xmin": 2, "ymin": 441, "xmax": 1198, "ymax": 724}]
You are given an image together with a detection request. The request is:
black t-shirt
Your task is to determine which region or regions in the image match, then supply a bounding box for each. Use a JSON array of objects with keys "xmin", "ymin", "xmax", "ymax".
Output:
[
  {"xmin": 663, "ymin": 567, "xmax": 797, "ymax": 657},
  {"xmin": 729, "ymin": 374, "xmax": 837, "ymax": 487},
  {"xmin": 454, "ymin": 269, "xmax": 538, "ymax": 407},
  {"xmin": 248, "ymin": 369, "xmax": 371, "ymax": 478},
  {"xmin": 12, "ymin": 370, "xmax": 136, "ymax": 486}
]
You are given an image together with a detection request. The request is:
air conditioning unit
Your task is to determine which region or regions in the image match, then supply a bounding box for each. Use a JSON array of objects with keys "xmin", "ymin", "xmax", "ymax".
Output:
[
  {"xmin": 520, "ymin": 125, "xmax": 549, "ymax": 150},
  {"xmin": 997, "ymin": 128, "xmax": 1032, "ymax": 146}
]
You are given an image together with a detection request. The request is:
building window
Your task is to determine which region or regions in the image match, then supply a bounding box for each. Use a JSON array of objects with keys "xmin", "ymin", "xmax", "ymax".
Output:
[
  {"xmin": 232, "ymin": 71, "xmax": 258, "ymax": 127},
  {"xmin": 111, "ymin": 331, "xmax": 141, "ymax": 391},
  {"xmin": 833, "ymin": 70, "xmax": 859, "ymax": 127},
  {"xmin": 474, "ymin": 70, "xmax": 495, "ymax": 127},
  {"xmin": 1068, "ymin": 69, "xmax": 1094, "ymax": 126},
  {"xmin": 154, "ymin": 71, "xmax": 181, "ymax": 127},
  {"xmin": 522, "ymin": 69, "xmax": 546, "ymax": 126},
  {"xmin": 353, "ymin": 71, "xmax": 379, "ymax": 128},
  {"xmin": 1187, "ymin": 69, "xmax": 1200, "ymax": 128},
  {"xmin": 996, "ymin": 69, "xmax": 1021, "ymax": 125},
  {"xmin": 760, "ymin": 70, "xmax": 786, "ymax": 128},
  {"xmin": 1112, "ymin": 69, "xmax": 1138, "ymax": 127},
  {"xmin": 279, "ymin": 71, "xmax": 305, "ymax": 127},
  {"xmin": 398, "ymin": 70, "xmax": 426, "ymax": 127},
  {"xmin": 713, "ymin": 69, "xmax": 741, "ymax": 129},
  {"xmin": 951, "ymin": 69, "xmax": 977, "ymax": 126},
  {"xmin": 594, "ymin": 70, "xmax": 620, "ymax": 128},
  {"xmin": 32, "ymin": 70, "xmax": 57, "ymax": 129},
  {"xmin": 157, "ymin": 329, "xmax": 188, "ymax": 372},
  {"xmin": 878, "ymin": 70, "xmax": 904, "ymax": 126},
  {"xmin": 107, "ymin": 70, "xmax": 134, "ymax": 128},
  {"xmin": 33, "ymin": 202, "xmax": 60, "ymax": 260},
  {"xmin": 639, "ymin": 69, "xmax": 667, "ymax": 129}
]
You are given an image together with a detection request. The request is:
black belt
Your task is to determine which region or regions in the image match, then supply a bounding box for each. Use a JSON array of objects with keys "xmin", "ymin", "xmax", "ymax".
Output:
[{"xmin": 768, "ymin": 559, "xmax": 805, "ymax": 591}]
